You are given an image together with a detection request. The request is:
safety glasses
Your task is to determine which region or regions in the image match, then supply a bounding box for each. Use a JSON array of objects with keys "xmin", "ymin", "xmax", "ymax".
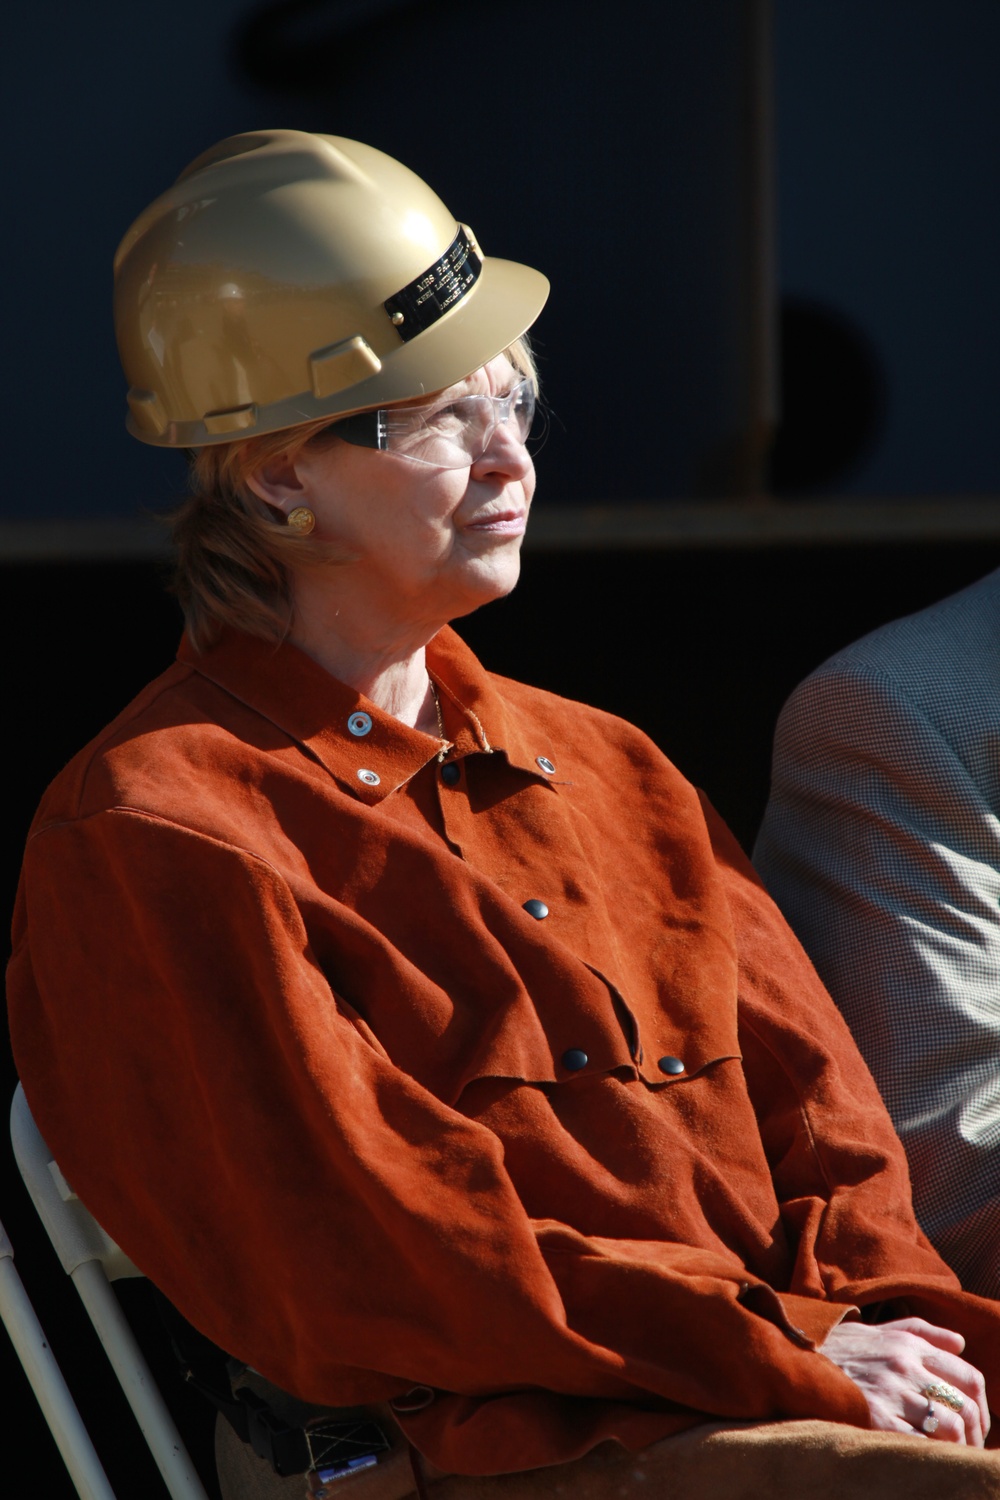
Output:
[{"xmin": 329, "ymin": 378, "xmax": 536, "ymax": 469}]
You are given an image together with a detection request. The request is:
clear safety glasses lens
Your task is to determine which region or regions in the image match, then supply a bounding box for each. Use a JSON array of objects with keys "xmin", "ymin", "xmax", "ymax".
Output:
[{"xmin": 332, "ymin": 379, "xmax": 536, "ymax": 468}]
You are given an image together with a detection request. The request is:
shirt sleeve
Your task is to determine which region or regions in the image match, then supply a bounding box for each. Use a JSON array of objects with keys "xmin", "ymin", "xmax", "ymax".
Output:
[
  {"xmin": 753, "ymin": 666, "xmax": 1000, "ymax": 1301},
  {"xmin": 8, "ymin": 804, "xmax": 877, "ymax": 1463}
]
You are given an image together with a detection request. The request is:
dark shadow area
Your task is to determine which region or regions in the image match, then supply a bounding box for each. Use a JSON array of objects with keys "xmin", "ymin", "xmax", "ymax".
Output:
[
  {"xmin": 770, "ymin": 299, "xmax": 889, "ymax": 495},
  {"xmin": 233, "ymin": 0, "xmax": 450, "ymax": 92}
]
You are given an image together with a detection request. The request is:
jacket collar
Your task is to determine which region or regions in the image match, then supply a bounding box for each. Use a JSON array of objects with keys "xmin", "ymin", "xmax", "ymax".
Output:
[{"xmin": 177, "ymin": 626, "xmax": 559, "ymax": 805}]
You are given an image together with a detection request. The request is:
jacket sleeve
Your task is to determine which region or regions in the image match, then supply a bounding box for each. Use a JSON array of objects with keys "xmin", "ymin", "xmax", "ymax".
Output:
[
  {"xmin": 702, "ymin": 793, "xmax": 1000, "ymax": 1403},
  {"xmin": 752, "ymin": 665, "xmax": 1000, "ymax": 1302},
  {"xmin": 8, "ymin": 805, "xmax": 874, "ymax": 1451}
]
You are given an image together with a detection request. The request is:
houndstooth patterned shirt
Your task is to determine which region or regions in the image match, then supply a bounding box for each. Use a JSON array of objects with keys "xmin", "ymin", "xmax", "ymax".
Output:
[{"xmin": 754, "ymin": 567, "xmax": 1000, "ymax": 1301}]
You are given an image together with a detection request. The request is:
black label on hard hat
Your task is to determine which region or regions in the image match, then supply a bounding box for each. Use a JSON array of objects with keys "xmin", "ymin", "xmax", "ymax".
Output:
[{"xmin": 384, "ymin": 227, "xmax": 482, "ymax": 342}]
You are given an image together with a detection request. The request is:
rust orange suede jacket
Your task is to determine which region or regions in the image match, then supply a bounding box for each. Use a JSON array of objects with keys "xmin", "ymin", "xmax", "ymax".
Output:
[{"xmin": 8, "ymin": 625, "xmax": 1000, "ymax": 1474}]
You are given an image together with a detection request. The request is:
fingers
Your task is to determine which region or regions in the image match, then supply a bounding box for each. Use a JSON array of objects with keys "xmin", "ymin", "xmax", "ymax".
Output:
[
  {"xmin": 921, "ymin": 1360, "xmax": 990, "ymax": 1447},
  {"xmin": 878, "ymin": 1316, "xmax": 965, "ymax": 1356},
  {"xmin": 912, "ymin": 1392, "xmax": 980, "ymax": 1446},
  {"xmin": 869, "ymin": 1318, "xmax": 988, "ymax": 1444},
  {"xmin": 904, "ymin": 1390, "xmax": 953, "ymax": 1443}
]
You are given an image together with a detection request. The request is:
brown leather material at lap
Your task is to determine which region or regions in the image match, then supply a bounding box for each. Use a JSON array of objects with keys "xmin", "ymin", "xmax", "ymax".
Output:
[
  {"xmin": 217, "ymin": 1419, "xmax": 1000, "ymax": 1500},
  {"xmin": 441, "ymin": 1422, "xmax": 1000, "ymax": 1500}
]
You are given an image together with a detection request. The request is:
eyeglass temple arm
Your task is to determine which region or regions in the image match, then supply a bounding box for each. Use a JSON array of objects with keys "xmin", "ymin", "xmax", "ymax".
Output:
[{"xmin": 326, "ymin": 410, "xmax": 387, "ymax": 451}]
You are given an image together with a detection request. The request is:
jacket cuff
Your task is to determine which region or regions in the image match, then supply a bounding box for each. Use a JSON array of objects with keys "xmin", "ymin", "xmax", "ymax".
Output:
[
  {"xmin": 739, "ymin": 1281, "xmax": 858, "ymax": 1350},
  {"xmin": 771, "ymin": 1292, "xmax": 860, "ymax": 1350}
]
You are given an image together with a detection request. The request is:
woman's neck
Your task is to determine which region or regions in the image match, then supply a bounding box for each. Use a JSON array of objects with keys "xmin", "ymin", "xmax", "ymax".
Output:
[{"xmin": 286, "ymin": 588, "xmax": 442, "ymax": 733}]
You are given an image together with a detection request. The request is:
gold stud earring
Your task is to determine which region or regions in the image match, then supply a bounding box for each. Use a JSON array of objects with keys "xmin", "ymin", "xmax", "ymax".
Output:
[{"xmin": 286, "ymin": 506, "xmax": 316, "ymax": 536}]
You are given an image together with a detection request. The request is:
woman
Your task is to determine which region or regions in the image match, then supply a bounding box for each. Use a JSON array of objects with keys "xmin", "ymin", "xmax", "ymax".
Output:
[{"xmin": 8, "ymin": 130, "xmax": 1000, "ymax": 1500}]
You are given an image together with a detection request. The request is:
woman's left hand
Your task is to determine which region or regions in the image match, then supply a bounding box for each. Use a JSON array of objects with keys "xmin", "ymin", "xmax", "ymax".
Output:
[{"xmin": 820, "ymin": 1317, "xmax": 990, "ymax": 1445}]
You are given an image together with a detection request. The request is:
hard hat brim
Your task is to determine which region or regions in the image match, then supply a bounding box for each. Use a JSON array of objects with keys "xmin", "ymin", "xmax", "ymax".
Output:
[{"xmin": 127, "ymin": 255, "xmax": 550, "ymax": 449}]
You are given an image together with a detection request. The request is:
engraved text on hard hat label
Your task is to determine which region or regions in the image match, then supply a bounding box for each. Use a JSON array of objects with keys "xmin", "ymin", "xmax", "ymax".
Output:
[{"xmin": 383, "ymin": 227, "xmax": 483, "ymax": 342}]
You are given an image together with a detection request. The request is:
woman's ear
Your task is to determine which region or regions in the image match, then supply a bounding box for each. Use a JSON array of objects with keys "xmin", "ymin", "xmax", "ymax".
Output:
[{"xmin": 245, "ymin": 450, "xmax": 307, "ymax": 516}]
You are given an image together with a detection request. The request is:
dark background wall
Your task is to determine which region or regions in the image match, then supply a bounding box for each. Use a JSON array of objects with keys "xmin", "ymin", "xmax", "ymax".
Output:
[
  {"xmin": 776, "ymin": 0, "xmax": 1000, "ymax": 496},
  {"xmin": 5, "ymin": 2, "xmax": 1000, "ymax": 1496}
]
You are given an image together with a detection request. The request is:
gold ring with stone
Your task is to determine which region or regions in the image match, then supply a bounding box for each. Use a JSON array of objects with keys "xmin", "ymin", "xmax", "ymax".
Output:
[{"xmin": 921, "ymin": 1381, "xmax": 966, "ymax": 1413}]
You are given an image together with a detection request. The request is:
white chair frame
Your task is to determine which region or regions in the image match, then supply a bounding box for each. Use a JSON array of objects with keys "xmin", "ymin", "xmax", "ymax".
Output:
[
  {"xmin": 0, "ymin": 1210, "xmax": 116, "ymax": 1500},
  {"xmin": 5, "ymin": 1082, "xmax": 210, "ymax": 1500}
]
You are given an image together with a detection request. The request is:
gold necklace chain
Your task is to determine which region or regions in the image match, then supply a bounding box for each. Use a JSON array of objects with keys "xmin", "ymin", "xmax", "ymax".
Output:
[{"xmin": 429, "ymin": 680, "xmax": 447, "ymax": 760}]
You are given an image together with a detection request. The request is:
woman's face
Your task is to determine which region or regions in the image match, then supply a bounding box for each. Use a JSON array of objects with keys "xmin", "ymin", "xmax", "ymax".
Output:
[{"xmin": 282, "ymin": 354, "xmax": 535, "ymax": 629}]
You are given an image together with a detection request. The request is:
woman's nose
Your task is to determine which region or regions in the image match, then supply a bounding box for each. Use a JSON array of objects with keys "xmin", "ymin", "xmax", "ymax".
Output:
[{"xmin": 469, "ymin": 420, "xmax": 533, "ymax": 482}]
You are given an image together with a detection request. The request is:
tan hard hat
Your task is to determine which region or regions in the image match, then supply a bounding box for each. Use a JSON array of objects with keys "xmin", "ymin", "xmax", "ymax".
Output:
[{"xmin": 113, "ymin": 130, "xmax": 549, "ymax": 447}]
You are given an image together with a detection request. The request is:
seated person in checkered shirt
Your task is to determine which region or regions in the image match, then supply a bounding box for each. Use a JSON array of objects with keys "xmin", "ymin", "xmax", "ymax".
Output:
[{"xmin": 755, "ymin": 568, "xmax": 1000, "ymax": 1302}]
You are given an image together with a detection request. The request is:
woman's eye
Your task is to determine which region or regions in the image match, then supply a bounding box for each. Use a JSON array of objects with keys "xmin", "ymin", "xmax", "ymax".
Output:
[{"xmin": 424, "ymin": 402, "xmax": 473, "ymax": 433}]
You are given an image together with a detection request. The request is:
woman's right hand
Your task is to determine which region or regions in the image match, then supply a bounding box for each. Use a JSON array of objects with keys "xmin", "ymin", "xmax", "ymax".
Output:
[{"xmin": 820, "ymin": 1317, "xmax": 990, "ymax": 1446}]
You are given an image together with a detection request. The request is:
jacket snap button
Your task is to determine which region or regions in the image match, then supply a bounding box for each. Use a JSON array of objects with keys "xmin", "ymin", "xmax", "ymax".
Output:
[
  {"xmin": 562, "ymin": 1048, "xmax": 588, "ymax": 1071},
  {"xmin": 523, "ymin": 899, "xmax": 549, "ymax": 919},
  {"xmin": 357, "ymin": 768, "xmax": 380, "ymax": 786},
  {"xmin": 440, "ymin": 761, "xmax": 461, "ymax": 786},
  {"xmin": 347, "ymin": 712, "xmax": 372, "ymax": 737},
  {"xmin": 658, "ymin": 1055, "xmax": 685, "ymax": 1075},
  {"xmin": 536, "ymin": 756, "xmax": 556, "ymax": 774}
]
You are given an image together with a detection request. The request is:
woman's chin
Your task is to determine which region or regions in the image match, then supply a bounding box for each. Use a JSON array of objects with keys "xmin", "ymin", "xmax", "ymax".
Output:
[{"xmin": 443, "ymin": 551, "xmax": 523, "ymax": 619}]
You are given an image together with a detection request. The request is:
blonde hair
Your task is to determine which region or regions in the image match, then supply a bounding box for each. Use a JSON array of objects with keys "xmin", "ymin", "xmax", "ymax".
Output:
[{"xmin": 172, "ymin": 337, "xmax": 538, "ymax": 650}]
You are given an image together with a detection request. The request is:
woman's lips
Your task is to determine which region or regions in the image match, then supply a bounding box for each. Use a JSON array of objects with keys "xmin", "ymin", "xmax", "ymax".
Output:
[{"xmin": 464, "ymin": 510, "xmax": 527, "ymax": 536}]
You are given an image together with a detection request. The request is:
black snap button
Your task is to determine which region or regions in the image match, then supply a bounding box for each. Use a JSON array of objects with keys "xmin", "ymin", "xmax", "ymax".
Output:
[
  {"xmin": 658, "ymin": 1055, "xmax": 685, "ymax": 1076},
  {"xmin": 523, "ymin": 899, "xmax": 549, "ymax": 919},
  {"xmin": 440, "ymin": 761, "xmax": 461, "ymax": 786},
  {"xmin": 562, "ymin": 1048, "xmax": 589, "ymax": 1071}
]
